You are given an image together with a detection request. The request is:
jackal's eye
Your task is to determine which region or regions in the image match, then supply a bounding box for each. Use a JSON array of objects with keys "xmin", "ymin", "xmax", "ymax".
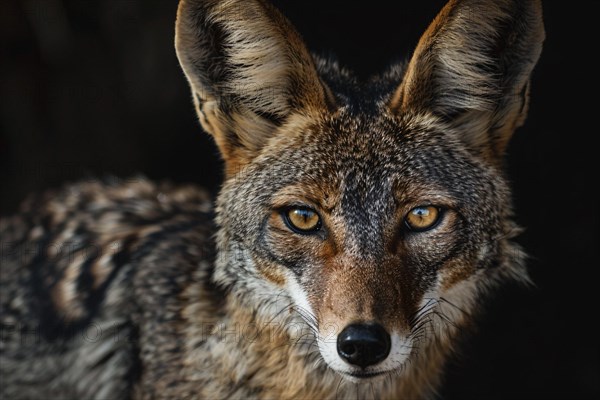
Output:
[
  {"xmin": 404, "ymin": 206, "xmax": 441, "ymax": 232},
  {"xmin": 282, "ymin": 207, "xmax": 321, "ymax": 234}
]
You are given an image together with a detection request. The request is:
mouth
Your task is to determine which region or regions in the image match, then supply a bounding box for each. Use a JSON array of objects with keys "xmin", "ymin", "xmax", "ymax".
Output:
[{"xmin": 339, "ymin": 370, "xmax": 387, "ymax": 380}]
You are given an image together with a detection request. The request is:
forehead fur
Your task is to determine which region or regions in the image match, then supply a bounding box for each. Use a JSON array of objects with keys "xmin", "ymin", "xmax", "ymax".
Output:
[{"xmin": 251, "ymin": 104, "xmax": 501, "ymax": 204}]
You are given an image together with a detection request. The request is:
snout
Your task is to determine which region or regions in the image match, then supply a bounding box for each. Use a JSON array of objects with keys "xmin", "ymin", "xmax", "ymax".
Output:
[
  {"xmin": 337, "ymin": 323, "xmax": 391, "ymax": 368},
  {"xmin": 317, "ymin": 320, "xmax": 411, "ymax": 380}
]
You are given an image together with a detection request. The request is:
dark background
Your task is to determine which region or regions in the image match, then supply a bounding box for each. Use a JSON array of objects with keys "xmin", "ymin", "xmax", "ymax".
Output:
[{"xmin": 1, "ymin": 1, "xmax": 598, "ymax": 399}]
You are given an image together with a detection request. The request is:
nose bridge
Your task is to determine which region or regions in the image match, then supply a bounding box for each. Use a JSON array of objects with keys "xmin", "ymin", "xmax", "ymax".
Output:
[
  {"xmin": 320, "ymin": 255, "xmax": 408, "ymax": 333},
  {"xmin": 319, "ymin": 170, "xmax": 413, "ymax": 333},
  {"xmin": 340, "ymin": 170, "xmax": 391, "ymax": 258},
  {"xmin": 343, "ymin": 219, "xmax": 384, "ymax": 259}
]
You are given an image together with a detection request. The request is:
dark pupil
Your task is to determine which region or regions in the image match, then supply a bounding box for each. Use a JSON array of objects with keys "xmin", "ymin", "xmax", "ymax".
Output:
[
  {"xmin": 296, "ymin": 209, "xmax": 313, "ymax": 222},
  {"xmin": 414, "ymin": 208, "xmax": 429, "ymax": 216}
]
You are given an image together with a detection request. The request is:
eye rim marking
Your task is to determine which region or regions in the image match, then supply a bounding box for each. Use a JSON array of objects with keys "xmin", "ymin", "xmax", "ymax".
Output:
[
  {"xmin": 282, "ymin": 206, "xmax": 322, "ymax": 234},
  {"xmin": 404, "ymin": 205, "xmax": 443, "ymax": 232}
]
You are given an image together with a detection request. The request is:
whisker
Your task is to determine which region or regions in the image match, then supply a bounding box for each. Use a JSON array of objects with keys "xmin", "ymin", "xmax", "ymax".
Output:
[
  {"xmin": 409, "ymin": 297, "xmax": 438, "ymax": 326},
  {"xmin": 432, "ymin": 310, "xmax": 462, "ymax": 331},
  {"xmin": 439, "ymin": 296, "xmax": 471, "ymax": 317}
]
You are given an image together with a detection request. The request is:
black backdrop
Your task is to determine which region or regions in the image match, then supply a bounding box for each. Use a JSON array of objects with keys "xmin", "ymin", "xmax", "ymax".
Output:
[{"xmin": 1, "ymin": 1, "xmax": 598, "ymax": 399}]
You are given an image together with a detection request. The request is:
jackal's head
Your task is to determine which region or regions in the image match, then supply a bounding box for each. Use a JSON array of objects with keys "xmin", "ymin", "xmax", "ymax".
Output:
[{"xmin": 176, "ymin": 0, "xmax": 543, "ymax": 382}]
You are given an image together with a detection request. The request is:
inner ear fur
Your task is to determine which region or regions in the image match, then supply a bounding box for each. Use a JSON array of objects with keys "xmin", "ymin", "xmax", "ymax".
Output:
[
  {"xmin": 390, "ymin": 0, "xmax": 545, "ymax": 163},
  {"xmin": 175, "ymin": 0, "xmax": 333, "ymax": 174}
]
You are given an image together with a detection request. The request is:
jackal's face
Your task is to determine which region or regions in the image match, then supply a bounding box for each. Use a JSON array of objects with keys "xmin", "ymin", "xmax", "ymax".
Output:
[{"xmin": 176, "ymin": 0, "xmax": 543, "ymax": 381}]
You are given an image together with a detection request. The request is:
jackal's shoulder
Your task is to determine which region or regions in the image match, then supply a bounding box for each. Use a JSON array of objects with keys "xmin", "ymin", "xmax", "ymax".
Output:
[
  {"xmin": 0, "ymin": 177, "xmax": 216, "ymax": 344},
  {"xmin": 1, "ymin": 178, "xmax": 219, "ymax": 398}
]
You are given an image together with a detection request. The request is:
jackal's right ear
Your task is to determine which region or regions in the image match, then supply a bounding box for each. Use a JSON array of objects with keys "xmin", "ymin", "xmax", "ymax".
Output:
[
  {"xmin": 390, "ymin": 0, "xmax": 544, "ymax": 164},
  {"xmin": 175, "ymin": 0, "xmax": 332, "ymax": 174}
]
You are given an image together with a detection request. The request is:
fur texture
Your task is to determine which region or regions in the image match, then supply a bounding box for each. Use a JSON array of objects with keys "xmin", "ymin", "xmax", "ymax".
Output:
[{"xmin": 1, "ymin": 0, "xmax": 544, "ymax": 398}]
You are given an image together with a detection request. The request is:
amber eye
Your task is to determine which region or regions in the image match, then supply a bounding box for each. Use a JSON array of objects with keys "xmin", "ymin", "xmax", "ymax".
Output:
[
  {"xmin": 283, "ymin": 207, "xmax": 321, "ymax": 233},
  {"xmin": 405, "ymin": 206, "xmax": 441, "ymax": 232}
]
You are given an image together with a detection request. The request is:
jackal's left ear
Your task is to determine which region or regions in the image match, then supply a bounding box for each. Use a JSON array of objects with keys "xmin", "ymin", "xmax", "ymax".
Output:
[
  {"xmin": 390, "ymin": 0, "xmax": 544, "ymax": 162},
  {"xmin": 175, "ymin": 0, "xmax": 332, "ymax": 174}
]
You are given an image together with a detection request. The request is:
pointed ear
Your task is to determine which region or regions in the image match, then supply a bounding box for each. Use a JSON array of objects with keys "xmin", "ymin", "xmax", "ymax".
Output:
[
  {"xmin": 175, "ymin": 0, "xmax": 332, "ymax": 174},
  {"xmin": 390, "ymin": 0, "xmax": 544, "ymax": 163}
]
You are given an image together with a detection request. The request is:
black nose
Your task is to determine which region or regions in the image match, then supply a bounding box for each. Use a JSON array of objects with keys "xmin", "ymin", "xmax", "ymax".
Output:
[{"xmin": 336, "ymin": 323, "xmax": 391, "ymax": 368}]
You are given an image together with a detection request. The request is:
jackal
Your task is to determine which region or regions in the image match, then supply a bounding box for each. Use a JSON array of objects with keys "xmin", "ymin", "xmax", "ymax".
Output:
[{"xmin": 0, "ymin": 0, "xmax": 544, "ymax": 398}]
